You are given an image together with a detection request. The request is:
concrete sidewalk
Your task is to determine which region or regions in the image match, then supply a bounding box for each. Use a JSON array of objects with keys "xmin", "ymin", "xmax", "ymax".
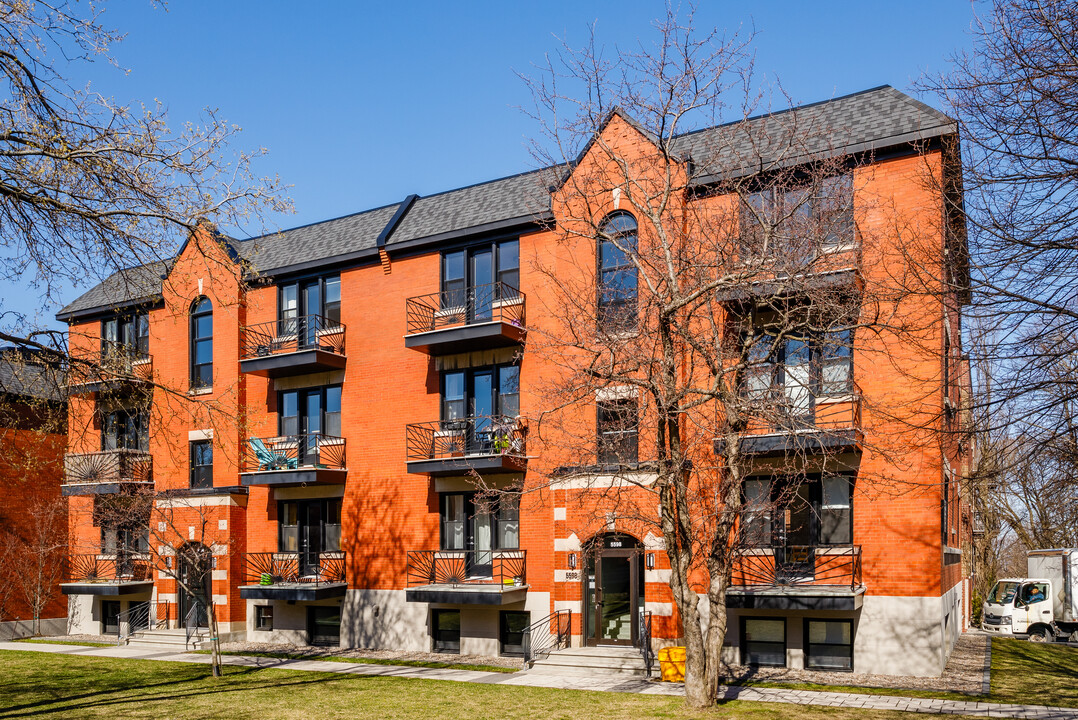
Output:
[{"xmin": 3, "ymin": 640, "xmax": 1077, "ymax": 719}]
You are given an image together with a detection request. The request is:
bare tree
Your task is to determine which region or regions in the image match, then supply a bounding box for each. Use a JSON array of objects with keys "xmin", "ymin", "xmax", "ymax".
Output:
[
  {"xmin": 517, "ymin": 8, "xmax": 953, "ymax": 708},
  {"xmin": 0, "ymin": 0, "xmax": 288, "ymax": 342},
  {"xmin": 923, "ymin": 1, "xmax": 1078, "ymax": 478}
]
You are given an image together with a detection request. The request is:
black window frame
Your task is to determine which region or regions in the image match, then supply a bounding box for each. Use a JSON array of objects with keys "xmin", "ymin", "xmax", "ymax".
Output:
[
  {"xmin": 431, "ymin": 608, "xmax": 461, "ymax": 654},
  {"xmin": 439, "ymin": 492, "xmax": 520, "ymax": 552},
  {"xmin": 597, "ymin": 396, "xmax": 639, "ymax": 464},
  {"xmin": 100, "ymin": 405, "xmax": 149, "ymax": 452},
  {"xmin": 739, "ymin": 173, "xmax": 854, "ymax": 261},
  {"xmin": 440, "ymin": 364, "xmax": 520, "ymax": 424},
  {"xmin": 190, "ymin": 297, "xmax": 213, "ymax": 389},
  {"xmin": 189, "ymin": 440, "xmax": 213, "ymax": 489},
  {"xmin": 102, "ymin": 312, "xmax": 149, "ymax": 358},
  {"xmin": 741, "ymin": 616, "xmax": 787, "ymax": 667},
  {"xmin": 739, "ymin": 474, "xmax": 854, "ymax": 548},
  {"xmin": 740, "ymin": 327, "xmax": 854, "ymax": 405},
  {"xmin": 278, "ymin": 384, "xmax": 343, "ymax": 438},
  {"xmin": 307, "ymin": 605, "xmax": 340, "ymax": 646},
  {"xmin": 597, "ymin": 212, "xmax": 638, "ymax": 331},
  {"xmin": 255, "ymin": 604, "xmax": 273, "ymax": 631},
  {"xmin": 804, "ymin": 618, "xmax": 854, "ymax": 672},
  {"xmin": 277, "ymin": 274, "xmax": 342, "ymax": 325},
  {"xmin": 277, "ymin": 498, "xmax": 343, "ymax": 553},
  {"xmin": 441, "ymin": 238, "xmax": 521, "ymax": 298},
  {"xmin": 499, "ymin": 610, "xmax": 530, "ymax": 657},
  {"xmin": 102, "ymin": 600, "xmax": 122, "ymax": 634}
]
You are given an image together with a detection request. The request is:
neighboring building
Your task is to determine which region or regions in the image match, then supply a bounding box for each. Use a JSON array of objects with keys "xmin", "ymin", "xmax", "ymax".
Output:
[
  {"xmin": 0, "ymin": 348, "xmax": 67, "ymax": 638},
  {"xmin": 57, "ymin": 86, "xmax": 972, "ymax": 675}
]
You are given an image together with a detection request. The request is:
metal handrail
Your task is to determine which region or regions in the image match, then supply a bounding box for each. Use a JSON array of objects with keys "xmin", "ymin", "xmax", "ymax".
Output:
[
  {"xmin": 406, "ymin": 415, "xmax": 526, "ymax": 461},
  {"xmin": 732, "ymin": 544, "xmax": 862, "ymax": 590},
  {"xmin": 185, "ymin": 601, "xmax": 205, "ymax": 647},
  {"xmin": 242, "ymin": 433, "xmax": 346, "ymax": 473},
  {"xmin": 638, "ymin": 611, "xmax": 654, "ymax": 677},
  {"xmin": 407, "ymin": 550, "xmax": 525, "ymax": 587},
  {"xmin": 242, "ymin": 314, "xmax": 345, "ymax": 360},
  {"xmin": 405, "ymin": 281, "xmax": 524, "ymax": 335},
  {"xmin": 522, "ymin": 609, "xmax": 571, "ymax": 668},
  {"xmin": 243, "ymin": 551, "xmax": 346, "ymax": 586},
  {"xmin": 115, "ymin": 600, "xmax": 163, "ymax": 645},
  {"xmin": 68, "ymin": 340, "xmax": 152, "ymax": 388}
]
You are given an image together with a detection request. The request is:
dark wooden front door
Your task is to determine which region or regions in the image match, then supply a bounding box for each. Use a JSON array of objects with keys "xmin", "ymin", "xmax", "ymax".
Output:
[{"xmin": 584, "ymin": 537, "xmax": 642, "ymax": 647}]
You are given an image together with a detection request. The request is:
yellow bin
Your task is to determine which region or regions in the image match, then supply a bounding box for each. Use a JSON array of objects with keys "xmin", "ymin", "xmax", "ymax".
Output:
[{"xmin": 657, "ymin": 646, "xmax": 686, "ymax": 682}]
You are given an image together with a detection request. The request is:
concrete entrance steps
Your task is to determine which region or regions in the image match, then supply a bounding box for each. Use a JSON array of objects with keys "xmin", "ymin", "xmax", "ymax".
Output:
[
  {"xmin": 529, "ymin": 645, "xmax": 650, "ymax": 678},
  {"xmin": 125, "ymin": 627, "xmax": 209, "ymax": 650}
]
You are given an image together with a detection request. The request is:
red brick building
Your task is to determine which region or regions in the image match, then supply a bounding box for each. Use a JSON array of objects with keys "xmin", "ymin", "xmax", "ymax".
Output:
[{"xmin": 58, "ymin": 86, "xmax": 972, "ymax": 675}]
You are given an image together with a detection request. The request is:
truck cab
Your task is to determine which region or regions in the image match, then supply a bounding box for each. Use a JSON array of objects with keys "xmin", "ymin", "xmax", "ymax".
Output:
[{"xmin": 982, "ymin": 578, "xmax": 1055, "ymax": 640}]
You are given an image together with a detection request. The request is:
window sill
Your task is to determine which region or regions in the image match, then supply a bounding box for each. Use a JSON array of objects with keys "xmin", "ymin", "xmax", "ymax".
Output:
[{"xmin": 189, "ymin": 386, "xmax": 213, "ymax": 396}]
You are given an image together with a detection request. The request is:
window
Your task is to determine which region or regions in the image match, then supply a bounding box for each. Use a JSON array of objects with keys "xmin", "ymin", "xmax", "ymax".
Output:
[
  {"xmin": 278, "ymin": 275, "xmax": 342, "ymax": 326},
  {"xmin": 820, "ymin": 476, "xmax": 852, "ymax": 545},
  {"xmin": 742, "ymin": 617, "xmax": 786, "ymax": 666},
  {"xmin": 740, "ymin": 475, "xmax": 854, "ymax": 548},
  {"xmin": 307, "ymin": 606, "xmax": 340, "ymax": 646},
  {"xmin": 102, "ymin": 600, "xmax": 121, "ymax": 634},
  {"xmin": 102, "ymin": 313, "xmax": 149, "ymax": 359},
  {"xmin": 190, "ymin": 440, "xmax": 213, "ymax": 489},
  {"xmin": 441, "ymin": 364, "xmax": 519, "ymax": 423},
  {"xmin": 742, "ymin": 479, "xmax": 772, "ymax": 546},
  {"xmin": 101, "ymin": 406, "xmax": 148, "ymax": 452},
  {"xmin": 500, "ymin": 611, "xmax": 530, "ymax": 657},
  {"xmin": 255, "ymin": 605, "xmax": 273, "ymax": 631},
  {"xmin": 740, "ymin": 174, "xmax": 853, "ymax": 261},
  {"xmin": 279, "ymin": 385, "xmax": 342, "ymax": 438},
  {"xmin": 190, "ymin": 297, "xmax": 213, "ymax": 389},
  {"xmin": 805, "ymin": 619, "xmax": 853, "ymax": 671},
  {"xmin": 101, "ymin": 523, "xmax": 149, "ymax": 555},
  {"xmin": 741, "ymin": 328, "xmax": 853, "ymax": 416},
  {"xmin": 432, "ymin": 609, "xmax": 461, "ymax": 653},
  {"xmin": 440, "ymin": 492, "xmax": 519, "ymax": 552},
  {"xmin": 597, "ymin": 397, "xmax": 638, "ymax": 464},
  {"xmin": 442, "ymin": 239, "xmax": 520, "ymax": 300},
  {"xmin": 598, "ymin": 212, "xmax": 638, "ymax": 330},
  {"xmin": 278, "ymin": 499, "xmax": 342, "ymax": 553}
]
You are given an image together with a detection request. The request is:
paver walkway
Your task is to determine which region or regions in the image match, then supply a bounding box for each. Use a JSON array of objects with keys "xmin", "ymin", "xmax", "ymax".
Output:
[{"xmin": 3, "ymin": 640, "xmax": 1076, "ymax": 719}]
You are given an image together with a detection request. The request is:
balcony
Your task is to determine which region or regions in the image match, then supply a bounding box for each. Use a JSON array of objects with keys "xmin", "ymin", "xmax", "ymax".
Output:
[
  {"xmin": 405, "ymin": 550, "xmax": 527, "ymax": 604},
  {"xmin": 724, "ymin": 382, "xmax": 864, "ymax": 458},
  {"xmin": 240, "ymin": 315, "xmax": 346, "ymax": 377},
  {"xmin": 727, "ymin": 544, "xmax": 864, "ymax": 611},
  {"xmin": 62, "ymin": 449, "xmax": 153, "ymax": 496},
  {"xmin": 68, "ymin": 342, "xmax": 152, "ymax": 395},
  {"xmin": 61, "ymin": 553, "xmax": 153, "ymax": 596},
  {"xmin": 238, "ymin": 551, "xmax": 347, "ymax": 601},
  {"xmin": 405, "ymin": 282, "xmax": 525, "ymax": 354},
  {"xmin": 406, "ymin": 415, "xmax": 526, "ymax": 476},
  {"xmin": 240, "ymin": 434, "xmax": 347, "ymax": 487}
]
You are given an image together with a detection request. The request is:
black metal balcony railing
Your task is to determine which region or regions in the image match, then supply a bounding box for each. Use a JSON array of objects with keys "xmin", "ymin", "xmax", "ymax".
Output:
[
  {"xmin": 732, "ymin": 544, "xmax": 862, "ymax": 590},
  {"xmin": 63, "ymin": 449, "xmax": 152, "ymax": 487},
  {"xmin": 68, "ymin": 553, "xmax": 152, "ymax": 583},
  {"xmin": 406, "ymin": 281, "xmax": 524, "ymax": 336},
  {"xmin": 243, "ymin": 434, "xmax": 346, "ymax": 473},
  {"xmin": 407, "ymin": 549, "xmax": 526, "ymax": 586},
  {"xmin": 243, "ymin": 551, "xmax": 346, "ymax": 586},
  {"xmin": 406, "ymin": 415, "xmax": 526, "ymax": 462},
  {"xmin": 69, "ymin": 341, "xmax": 152, "ymax": 388},
  {"xmin": 242, "ymin": 314, "xmax": 345, "ymax": 360}
]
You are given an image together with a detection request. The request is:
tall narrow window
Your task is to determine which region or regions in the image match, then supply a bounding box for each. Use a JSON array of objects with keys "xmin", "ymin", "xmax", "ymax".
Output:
[
  {"xmin": 817, "ymin": 329, "xmax": 852, "ymax": 397},
  {"xmin": 742, "ymin": 479, "xmax": 772, "ymax": 547},
  {"xmin": 190, "ymin": 297, "xmax": 213, "ymax": 389},
  {"xmin": 597, "ymin": 397, "xmax": 639, "ymax": 464},
  {"xmin": 496, "ymin": 494, "xmax": 520, "ymax": 550},
  {"xmin": 496, "ymin": 240, "xmax": 520, "ymax": 292},
  {"xmin": 324, "ymin": 277, "xmax": 341, "ymax": 326},
  {"xmin": 820, "ymin": 476, "xmax": 852, "ymax": 545},
  {"xmin": 190, "ymin": 440, "xmax": 213, "ymax": 489},
  {"xmin": 598, "ymin": 213, "xmax": 638, "ymax": 330}
]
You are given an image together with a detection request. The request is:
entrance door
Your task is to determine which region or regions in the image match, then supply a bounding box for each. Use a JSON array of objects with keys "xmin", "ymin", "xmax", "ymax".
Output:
[
  {"xmin": 775, "ymin": 483, "xmax": 815, "ymax": 582},
  {"xmin": 441, "ymin": 493, "xmax": 492, "ymax": 577},
  {"xmin": 584, "ymin": 535, "xmax": 643, "ymax": 647},
  {"xmin": 300, "ymin": 502, "xmax": 323, "ymax": 577},
  {"xmin": 178, "ymin": 545, "xmax": 210, "ymax": 628}
]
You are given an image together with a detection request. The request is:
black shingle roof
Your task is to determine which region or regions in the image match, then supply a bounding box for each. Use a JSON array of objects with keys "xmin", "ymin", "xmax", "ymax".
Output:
[
  {"xmin": 56, "ymin": 85, "xmax": 953, "ymax": 321},
  {"xmin": 0, "ymin": 351, "xmax": 65, "ymax": 402}
]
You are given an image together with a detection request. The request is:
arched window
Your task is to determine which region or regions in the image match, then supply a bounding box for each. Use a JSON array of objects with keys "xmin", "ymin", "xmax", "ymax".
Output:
[
  {"xmin": 190, "ymin": 297, "xmax": 213, "ymax": 389},
  {"xmin": 598, "ymin": 212, "xmax": 638, "ymax": 330}
]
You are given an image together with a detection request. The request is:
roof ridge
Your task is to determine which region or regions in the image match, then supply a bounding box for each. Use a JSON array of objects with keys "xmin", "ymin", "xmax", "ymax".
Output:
[{"xmin": 237, "ymin": 200, "xmax": 404, "ymax": 245}]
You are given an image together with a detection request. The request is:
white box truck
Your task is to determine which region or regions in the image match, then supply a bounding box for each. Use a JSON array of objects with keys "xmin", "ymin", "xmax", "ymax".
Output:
[{"xmin": 982, "ymin": 548, "xmax": 1078, "ymax": 642}]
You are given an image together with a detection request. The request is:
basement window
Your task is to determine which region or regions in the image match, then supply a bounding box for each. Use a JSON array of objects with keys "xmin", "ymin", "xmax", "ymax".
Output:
[
  {"xmin": 805, "ymin": 619, "xmax": 853, "ymax": 671},
  {"xmin": 741, "ymin": 617, "xmax": 786, "ymax": 667},
  {"xmin": 255, "ymin": 605, "xmax": 273, "ymax": 631}
]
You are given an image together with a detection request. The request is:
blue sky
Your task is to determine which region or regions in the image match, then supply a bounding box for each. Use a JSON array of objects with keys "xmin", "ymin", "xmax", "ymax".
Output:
[{"xmin": 6, "ymin": 0, "xmax": 977, "ymax": 325}]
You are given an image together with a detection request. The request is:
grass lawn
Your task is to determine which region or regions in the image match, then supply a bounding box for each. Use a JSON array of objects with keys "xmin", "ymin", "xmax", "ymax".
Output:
[
  {"xmin": 0, "ymin": 649, "xmax": 944, "ymax": 720},
  {"xmin": 14, "ymin": 638, "xmax": 115, "ymax": 648},
  {"xmin": 723, "ymin": 638, "xmax": 1078, "ymax": 708},
  {"xmin": 193, "ymin": 648, "xmax": 517, "ymax": 673}
]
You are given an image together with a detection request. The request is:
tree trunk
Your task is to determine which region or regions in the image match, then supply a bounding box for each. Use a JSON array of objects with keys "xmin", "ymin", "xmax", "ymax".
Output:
[{"xmin": 209, "ymin": 604, "xmax": 221, "ymax": 677}]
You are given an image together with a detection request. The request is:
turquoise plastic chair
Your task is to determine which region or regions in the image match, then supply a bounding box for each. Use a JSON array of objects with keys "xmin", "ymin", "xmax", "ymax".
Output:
[{"xmin": 249, "ymin": 437, "xmax": 297, "ymax": 470}]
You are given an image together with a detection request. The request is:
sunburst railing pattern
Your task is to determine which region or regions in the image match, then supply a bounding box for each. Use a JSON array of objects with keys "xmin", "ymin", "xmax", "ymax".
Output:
[
  {"xmin": 63, "ymin": 450, "xmax": 152, "ymax": 487},
  {"xmin": 67, "ymin": 553, "xmax": 151, "ymax": 583},
  {"xmin": 405, "ymin": 281, "xmax": 524, "ymax": 336},
  {"xmin": 732, "ymin": 545, "xmax": 862, "ymax": 590},
  {"xmin": 406, "ymin": 550, "xmax": 526, "ymax": 587},
  {"xmin": 242, "ymin": 551, "xmax": 346, "ymax": 586}
]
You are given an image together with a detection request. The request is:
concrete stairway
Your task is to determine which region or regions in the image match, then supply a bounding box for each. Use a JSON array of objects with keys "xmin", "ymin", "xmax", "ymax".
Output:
[
  {"xmin": 125, "ymin": 627, "xmax": 209, "ymax": 650},
  {"xmin": 529, "ymin": 645, "xmax": 651, "ymax": 678}
]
